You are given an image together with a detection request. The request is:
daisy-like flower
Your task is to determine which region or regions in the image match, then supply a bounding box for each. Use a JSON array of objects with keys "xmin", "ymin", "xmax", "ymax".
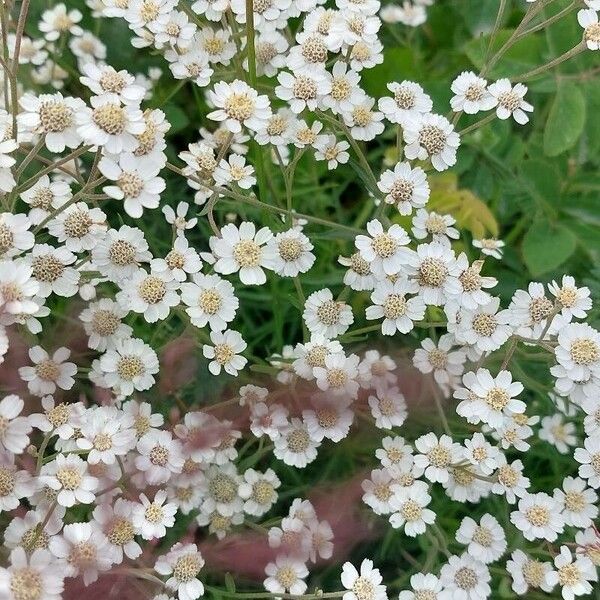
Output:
[
  {"xmin": 19, "ymin": 346, "xmax": 76, "ymax": 397},
  {"xmin": 79, "ymin": 62, "xmax": 145, "ymax": 103},
  {"xmin": 303, "ymin": 288, "xmax": 353, "ymax": 338},
  {"xmin": 0, "ymin": 450, "xmax": 34, "ymax": 512},
  {"xmin": 313, "ymin": 352, "xmax": 360, "ymax": 398},
  {"xmin": 398, "ymin": 573, "xmax": 442, "ymax": 600},
  {"xmin": 439, "ymin": 553, "xmax": 491, "ymax": 600},
  {"xmin": 359, "ymin": 351, "xmax": 397, "ymax": 389},
  {"xmin": 230, "ymin": 0, "xmax": 292, "ymax": 29},
  {"xmin": 132, "ymin": 490, "xmax": 178, "ymax": 540},
  {"xmin": 368, "ymin": 385, "xmax": 408, "ymax": 429},
  {"xmin": 341, "ymin": 559, "xmax": 388, "ymax": 600},
  {"xmin": 376, "ymin": 436, "xmax": 414, "ymax": 471},
  {"xmin": 0, "ymin": 137, "xmax": 17, "ymax": 193},
  {"xmin": 574, "ymin": 434, "xmax": 600, "ymax": 488},
  {"xmin": 48, "ymin": 522, "xmax": 112, "ymax": 586},
  {"xmin": 412, "ymin": 209, "xmax": 459, "ymax": 244},
  {"xmin": 26, "ymin": 243, "xmax": 79, "ymax": 298},
  {"xmin": 0, "ymin": 548, "xmax": 64, "ymax": 600},
  {"xmin": 203, "ymin": 329, "xmax": 248, "ymax": 376},
  {"xmin": 362, "ymin": 467, "xmax": 397, "ymax": 515},
  {"xmin": 511, "ymin": 492, "xmax": 565, "ymax": 542},
  {"xmin": 506, "ymin": 550, "xmax": 556, "ymax": 595},
  {"xmin": 250, "ymin": 402, "xmax": 289, "ymax": 440},
  {"xmin": 507, "ymin": 282, "xmax": 557, "ymax": 338},
  {"xmin": 29, "ymin": 396, "xmax": 84, "ymax": 441},
  {"xmin": 403, "ymin": 113, "xmax": 460, "ymax": 171},
  {"xmin": 342, "ymin": 96, "xmax": 385, "ymax": 141},
  {"xmin": 303, "ymin": 394, "xmax": 354, "ymax": 442},
  {"xmin": 167, "ymin": 48, "xmax": 214, "ymax": 86},
  {"xmin": 79, "ymin": 298, "xmax": 132, "ymax": 351},
  {"xmin": 47, "ymin": 201, "xmax": 106, "ymax": 252},
  {"xmin": 338, "ymin": 252, "xmax": 376, "ymax": 291},
  {"xmin": 39, "ymin": 453, "xmax": 98, "ymax": 508},
  {"xmin": 579, "ymin": 8, "xmax": 600, "ymax": 50},
  {"xmin": 97, "ymin": 337, "xmax": 159, "ymax": 396},
  {"xmin": 0, "ymin": 261, "xmax": 39, "ymax": 319},
  {"xmin": 18, "ymin": 93, "xmax": 85, "ymax": 153},
  {"xmin": 321, "ymin": 62, "xmax": 363, "ymax": 114},
  {"xmin": 292, "ymin": 335, "xmax": 343, "ymax": 379},
  {"xmin": 197, "ymin": 462, "xmax": 243, "ymax": 517},
  {"xmin": 264, "ymin": 555, "xmax": 309, "ymax": 596},
  {"xmin": 195, "ymin": 27, "xmax": 236, "ymax": 65},
  {"xmin": 0, "ymin": 395, "xmax": 31, "ymax": 454},
  {"xmin": 0, "ymin": 213, "xmax": 34, "ymax": 259},
  {"xmin": 275, "ymin": 68, "xmax": 331, "ymax": 113},
  {"xmin": 163, "ymin": 201, "xmax": 198, "ymax": 234},
  {"xmin": 355, "ymin": 219, "xmax": 411, "ymax": 277},
  {"xmin": 378, "ymin": 80, "xmax": 432, "ymax": 125},
  {"xmin": 473, "ymin": 237, "xmax": 505, "ymax": 259},
  {"xmin": 450, "ymin": 71, "xmax": 496, "ymax": 114},
  {"xmin": 463, "ymin": 433, "xmax": 500, "ymax": 475},
  {"xmin": 314, "ymin": 133, "xmax": 350, "ymax": 169},
  {"xmin": 414, "ymin": 433, "xmax": 463, "ymax": 484},
  {"xmin": 207, "ymin": 80, "xmax": 271, "ymax": 133},
  {"xmin": 492, "ymin": 456, "xmax": 530, "ymax": 504},
  {"xmin": 377, "ymin": 162, "xmax": 430, "ymax": 215},
  {"xmin": 366, "ymin": 278, "xmax": 425, "ymax": 335},
  {"xmin": 92, "ymin": 225, "xmax": 152, "ymax": 283},
  {"xmin": 539, "ymin": 414, "xmax": 577, "ymax": 454},
  {"xmin": 210, "ymin": 221, "xmax": 273, "ymax": 285},
  {"xmin": 135, "ymin": 430, "xmax": 184, "ymax": 485},
  {"xmin": 117, "ymin": 267, "xmax": 180, "ymax": 323},
  {"xmin": 263, "ymin": 228, "xmax": 316, "ymax": 277},
  {"xmin": 554, "ymin": 476, "xmax": 598, "ymax": 528},
  {"xmin": 404, "ymin": 242, "xmax": 462, "ymax": 306},
  {"xmin": 214, "ymin": 153, "xmax": 256, "ymax": 189},
  {"xmin": 181, "ymin": 273, "xmax": 238, "ymax": 331},
  {"xmin": 20, "ymin": 176, "xmax": 71, "ymax": 226},
  {"xmin": 453, "ymin": 255, "xmax": 497, "ymax": 310},
  {"xmin": 389, "ymin": 480, "xmax": 435, "ymax": 536},
  {"xmin": 413, "ymin": 334, "xmax": 466, "ymax": 390},
  {"xmin": 4, "ymin": 506, "xmax": 64, "ymax": 552},
  {"xmin": 547, "ymin": 545, "xmax": 597, "ymax": 600},
  {"xmin": 455, "ymin": 514, "xmax": 507, "ymax": 564},
  {"xmin": 38, "ymin": 3, "xmax": 82, "ymax": 40},
  {"xmin": 488, "ymin": 79, "xmax": 534, "ymax": 124},
  {"xmin": 555, "ymin": 323, "xmax": 600, "ymax": 382},
  {"xmin": 274, "ymin": 417, "xmax": 320, "ymax": 468},
  {"xmin": 77, "ymin": 93, "xmax": 145, "ymax": 154},
  {"xmin": 99, "ymin": 152, "xmax": 165, "ymax": 218},
  {"xmin": 254, "ymin": 30, "xmax": 289, "ymax": 76},
  {"xmin": 92, "ymin": 498, "xmax": 142, "ymax": 562},
  {"xmin": 548, "ymin": 275, "xmax": 592, "ymax": 321},
  {"xmin": 455, "ymin": 369, "xmax": 525, "ymax": 428},
  {"xmin": 239, "ymin": 468, "xmax": 280, "ymax": 516}
]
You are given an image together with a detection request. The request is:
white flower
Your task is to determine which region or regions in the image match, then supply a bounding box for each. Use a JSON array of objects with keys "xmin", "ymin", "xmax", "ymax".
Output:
[
  {"xmin": 254, "ymin": 30, "xmax": 289, "ymax": 76},
  {"xmin": 473, "ymin": 237, "xmax": 504, "ymax": 259},
  {"xmin": 412, "ymin": 209, "xmax": 459, "ymax": 243},
  {"xmin": 20, "ymin": 176, "xmax": 71, "ymax": 226},
  {"xmin": 368, "ymin": 385, "xmax": 408, "ymax": 429},
  {"xmin": 547, "ymin": 546, "xmax": 598, "ymax": 600},
  {"xmin": 510, "ymin": 492, "xmax": 564, "ymax": 541},
  {"xmin": 342, "ymin": 96, "xmax": 384, "ymax": 141},
  {"xmin": 378, "ymin": 80, "xmax": 432, "ymax": 125},
  {"xmin": 39, "ymin": 3, "xmax": 82, "ymax": 39},
  {"xmin": 376, "ymin": 436, "xmax": 414, "ymax": 470},
  {"xmin": 292, "ymin": 334, "xmax": 344, "ymax": 379},
  {"xmin": 203, "ymin": 329, "xmax": 248, "ymax": 376},
  {"xmin": 47, "ymin": 201, "xmax": 107, "ymax": 252},
  {"xmin": 439, "ymin": 553, "xmax": 491, "ymax": 600},
  {"xmin": 99, "ymin": 152, "xmax": 166, "ymax": 218},
  {"xmin": 492, "ymin": 456, "xmax": 530, "ymax": 503},
  {"xmin": 132, "ymin": 490, "xmax": 178, "ymax": 540},
  {"xmin": 90, "ymin": 499, "xmax": 141, "ymax": 563},
  {"xmin": 80, "ymin": 63, "xmax": 145, "ymax": 103},
  {"xmin": 488, "ymin": 79, "xmax": 534, "ymax": 124},
  {"xmin": 338, "ymin": 252, "xmax": 376, "ymax": 291},
  {"xmin": 239, "ymin": 468, "xmax": 281, "ymax": 516},
  {"xmin": 403, "ymin": 113, "xmax": 460, "ymax": 171},
  {"xmin": 453, "ymin": 255, "xmax": 497, "ymax": 310},
  {"xmin": 3, "ymin": 506, "xmax": 64, "ymax": 551},
  {"xmin": 0, "ymin": 548, "xmax": 64, "ymax": 600},
  {"xmin": 29, "ymin": 396, "xmax": 84, "ymax": 440},
  {"xmin": 0, "ymin": 451, "xmax": 34, "ymax": 512},
  {"xmin": 26, "ymin": 243, "xmax": 79, "ymax": 298},
  {"xmin": 98, "ymin": 337, "xmax": 159, "ymax": 396},
  {"xmin": 79, "ymin": 298, "xmax": 132, "ymax": 351},
  {"xmin": 0, "ymin": 395, "xmax": 32, "ymax": 454},
  {"xmin": 163, "ymin": 201, "xmax": 198, "ymax": 233},
  {"xmin": 0, "ymin": 261, "xmax": 37, "ymax": 319},
  {"xmin": 19, "ymin": 346, "xmax": 76, "ymax": 397},
  {"xmin": 207, "ymin": 80, "xmax": 271, "ymax": 133},
  {"xmin": 463, "ymin": 433, "xmax": 500, "ymax": 475},
  {"xmin": 214, "ymin": 153, "xmax": 256, "ymax": 189},
  {"xmin": 355, "ymin": 219, "xmax": 411, "ymax": 277},
  {"xmin": 0, "ymin": 138, "xmax": 17, "ymax": 193},
  {"xmin": 341, "ymin": 559, "xmax": 388, "ymax": 600},
  {"xmin": 77, "ymin": 93, "xmax": 145, "ymax": 154},
  {"xmin": 264, "ymin": 555, "xmax": 309, "ymax": 596},
  {"xmin": 455, "ymin": 369, "xmax": 525, "ymax": 428},
  {"xmin": 450, "ymin": 71, "xmax": 496, "ymax": 114},
  {"xmin": 303, "ymin": 395, "xmax": 354, "ymax": 442},
  {"xmin": 548, "ymin": 275, "xmax": 592, "ymax": 322},
  {"xmin": 507, "ymin": 282, "xmax": 557, "ymax": 338},
  {"xmin": 313, "ymin": 352, "xmax": 360, "ymax": 398},
  {"xmin": 303, "ymin": 288, "xmax": 354, "ymax": 338},
  {"xmin": 539, "ymin": 413, "xmax": 577, "ymax": 454},
  {"xmin": 0, "ymin": 214, "xmax": 34, "ymax": 260},
  {"xmin": 398, "ymin": 573, "xmax": 442, "ymax": 600},
  {"xmin": 314, "ymin": 134, "xmax": 350, "ymax": 169},
  {"xmin": 92, "ymin": 225, "xmax": 152, "ymax": 283},
  {"xmin": 366, "ymin": 278, "xmax": 425, "ymax": 335},
  {"xmin": 250, "ymin": 401, "xmax": 289, "ymax": 440},
  {"xmin": 506, "ymin": 549, "xmax": 555, "ymax": 595},
  {"xmin": 136, "ymin": 430, "xmax": 184, "ymax": 485},
  {"xmin": 321, "ymin": 62, "xmax": 363, "ymax": 114},
  {"xmin": 48, "ymin": 522, "xmax": 112, "ymax": 586},
  {"xmin": 263, "ymin": 228, "xmax": 316, "ymax": 277},
  {"xmin": 555, "ymin": 323, "xmax": 600, "ymax": 382},
  {"xmin": 274, "ymin": 417, "xmax": 320, "ymax": 468},
  {"xmin": 455, "ymin": 514, "xmax": 506, "ymax": 564},
  {"xmin": 574, "ymin": 434, "xmax": 600, "ymax": 488},
  {"xmin": 167, "ymin": 48, "xmax": 214, "ymax": 85},
  {"xmin": 181, "ymin": 273, "xmax": 238, "ymax": 331},
  {"xmin": 414, "ymin": 433, "xmax": 463, "ymax": 484},
  {"xmin": 230, "ymin": 0, "xmax": 292, "ymax": 29},
  {"xmin": 362, "ymin": 467, "xmax": 396, "ymax": 515},
  {"xmin": 210, "ymin": 221, "xmax": 273, "ymax": 285},
  {"xmin": 39, "ymin": 453, "xmax": 98, "ymax": 508},
  {"xmin": 413, "ymin": 334, "xmax": 466, "ymax": 390},
  {"xmin": 554, "ymin": 476, "xmax": 598, "ymax": 528},
  {"xmin": 389, "ymin": 480, "xmax": 435, "ymax": 536},
  {"xmin": 156, "ymin": 544, "xmax": 205, "ymax": 600},
  {"xmin": 579, "ymin": 8, "xmax": 600, "ymax": 49},
  {"xmin": 275, "ymin": 68, "xmax": 331, "ymax": 113}
]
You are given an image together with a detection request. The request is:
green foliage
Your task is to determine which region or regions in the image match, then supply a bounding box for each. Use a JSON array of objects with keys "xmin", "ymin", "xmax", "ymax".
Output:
[{"xmin": 543, "ymin": 82, "xmax": 586, "ymax": 156}]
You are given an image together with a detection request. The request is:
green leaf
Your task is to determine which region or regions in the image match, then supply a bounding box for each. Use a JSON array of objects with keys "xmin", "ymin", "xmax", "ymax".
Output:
[
  {"xmin": 361, "ymin": 48, "xmax": 418, "ymax": 97},
  {"xmin": 162, "ymin": 103, "xmax": 189, "ymax": 134},
  {"xmin": 522, "ymin": 221, "xmax": 577, "ymax": 276},
  {"xmin": 543, "ymin": 83, "xmax": 586, "ymax": 156}
]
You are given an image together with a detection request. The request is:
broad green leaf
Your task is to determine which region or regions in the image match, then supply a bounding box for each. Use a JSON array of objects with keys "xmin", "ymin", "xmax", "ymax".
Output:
[
  {"xmin": 520, "ymin": 159, "xmax": 561, "ymax": 205},
  {"xmin": 543, "ymin": 83, "xmax": 586, "ymax": 156},
  {"xmin": 361, "ymin": 48, "xmax": 418, "ymax": 97},
  {"xmin": 522, "ymin": 221, "xmax": 577, "ymax": 276},
  {"xmin": 162, "ymin": 103, "xmax": 189, "ymax": 134}
]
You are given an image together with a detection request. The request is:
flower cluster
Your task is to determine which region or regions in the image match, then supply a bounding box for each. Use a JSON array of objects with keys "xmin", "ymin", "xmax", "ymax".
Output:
[{"xmin": 0, "ymin": 0, "xmax": 599, "ymax": 599}]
